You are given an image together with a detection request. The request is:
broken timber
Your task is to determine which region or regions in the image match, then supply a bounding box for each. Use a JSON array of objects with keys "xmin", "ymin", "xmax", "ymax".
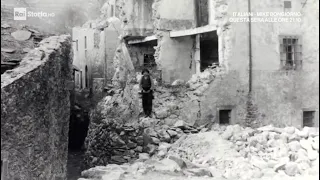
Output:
[{"xmin": 170, "ymin": 25, "xmax": 217, "ymax": 38}]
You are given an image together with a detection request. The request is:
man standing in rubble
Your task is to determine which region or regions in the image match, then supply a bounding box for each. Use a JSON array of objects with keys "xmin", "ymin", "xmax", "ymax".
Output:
[{"xmin": 139, "ymin": 69, "xmax": 155, "ymax": 118}]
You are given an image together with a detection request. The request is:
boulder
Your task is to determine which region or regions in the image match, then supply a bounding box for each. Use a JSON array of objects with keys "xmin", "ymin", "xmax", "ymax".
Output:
[
  {"xmin": 280, "ymin": 132, "xmax": 289, "ymax": 143},
  {"xmin": 251, "ymin": 156, "xmax": 268, "ymax": 169},
  {"xmin": 153, "ymin": 158, "xmax": 181, "ymax": 172},
  {"xmin": 300, "ymin": 139, "xmax": 313, "ymax": 151},
  {"xmin": 296, "ymin": 129, "xmax": 309, "ymax": 139},
  {"xmin": 303, "ymin": 127, "xmax": 319, "ymax": 137},
  {"xmin": 164, "ymin": 118, "xmax": 177, "ymax": 126},
  {"xmin": 150, "ymin": 137, "xmax": 161, "ymax": 145},
  {"xmin": 11, "ymin": 30, "xmax": 32, "ymax": 41},
  {"xmin": 252, "ymin": 169, "xmax": 263, "ymax": 178},
  {"xmin": 140, "ymin": 118, "xmax": 159, "ymax": 127},
  {"xmin": 168, "ymin": 155, "xmax": 187, "ymax": 169},
  {"xmin": 284, "ymin": 162, "xmax": 299, "ymax": 176},
  {"xmin": 185, "ymin": 168, "xmax": 213, "ymax": 177},
  {"xmin": 180, "ymin": 100, "xmax": 200, "ymax": 126},
  {"xmin": 147, "ymin": 144, "xmax": 157, "ymax": 155},
  {"xmin": 296, "ymin": 149, "xmax": 310, "ymax": 164},
  {"xmin": 158, "ymin": 142, "xmax": 171, "ymax": 152},
  {"xmin": 308, "ymin": 149, "xmax": 318, "ymax": 161},
  {"xmin": 288, "ymin": 134, "xmax": 301, "ymax": 143},
  {"xmin": 298, "ymin": 161, "xmax": 311, "ymax": 174},
  {"xmin": 284, "ymin": 127, "xmax": 296, "ymax": 134},
  {"xmin": 167, "ymin": 129, "xmax": 178, "ymax": 137},
  {"xmin": 288, "ymin": 141, "xmax": 301, "ymax": 152},
  {"xmin": 173, "ymin": 120, "xmax": 187, "ymax": 128},
  {"xmin": 155, "ymin": 108, "xmax": 169, "ymax": 119},
  {"xmin": 144, "ymin": 128, "xmax": 158, "ymax": 137},
  {"xmin": 222, "ymin": 125, "xmax": 236, "ymax": 140},
  {"xmin": 1, "ymin": 48, "xmax": 16, "ymax": 53},
  {"xmin": 139, "ymin": 153, "xmax": 150, "ymax": 161},
  {"xmin": 171, "ymin": 79, "xmax": 185, "ymax": 86},
  {"xmin": 312, "ymin": 136, "xmax": 319, "ymax": 151},
  {"xmin": 158, "ymin": 130, "xmax": 171, "ymax": 142},
  {"xmin": 274, "ymin": 162, "xmax": 286, "ymax": 172}
]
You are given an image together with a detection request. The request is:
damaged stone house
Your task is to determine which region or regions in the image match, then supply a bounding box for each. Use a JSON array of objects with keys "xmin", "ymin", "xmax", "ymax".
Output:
[
  {"xmin": 101, "ymin": 0, "xmax": 318, "ymax": 128},
  {"xmin": 71, "ymin": 0, "xmax": 122, "ymax": 92}
]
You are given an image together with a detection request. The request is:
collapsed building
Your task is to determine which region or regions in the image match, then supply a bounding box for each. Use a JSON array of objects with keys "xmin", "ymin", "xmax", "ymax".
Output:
[{"xmin": 72, "ymin": 0, "xmax": 319, "ymax": 129}]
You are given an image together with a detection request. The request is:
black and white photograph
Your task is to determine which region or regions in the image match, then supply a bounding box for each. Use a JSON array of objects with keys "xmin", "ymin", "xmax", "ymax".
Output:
[{"xmin": 1, "ymin": 0, "xmax": 319, "ymax": 179}]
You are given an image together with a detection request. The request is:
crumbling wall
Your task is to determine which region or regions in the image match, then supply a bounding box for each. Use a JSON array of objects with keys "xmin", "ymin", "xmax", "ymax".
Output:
[
  {"xmin": 1, "ymin": 35, "xmax": 73, "ymax": 180},
  {"xmin": 156, "ymin": 32, "xmax": 195, "ymax": 83},
  {"xmin": 120, "ymin": 0, "xmax": 154, "ymax": 37},
  {"xmin": 199, "ymin": 0, "xmax": 319, "ymax": 127},
  {"xmin": 127, "ymin": 44, "xmax": 156, "ymax": 68},
  {"xmin": 152, "ymin": 0, "xmax": 196, "ymax": 31},
  {"xmin": 104, "ymin": 20, "xmax": 122, "ymax": 82},
  {"xmin": 112, "ymin": 42, "xmax": 135, "ymax": 88}
]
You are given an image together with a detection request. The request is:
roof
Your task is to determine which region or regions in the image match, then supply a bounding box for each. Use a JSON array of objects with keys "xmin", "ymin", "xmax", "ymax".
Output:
[{"xmin": 72, "ymin": 65, "xmax": 80, "ymax": 71}]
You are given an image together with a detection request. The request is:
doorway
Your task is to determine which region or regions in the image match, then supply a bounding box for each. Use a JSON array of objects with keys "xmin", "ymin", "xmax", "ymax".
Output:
[{"xmin": 200, "ymin": 31, "xmax": 219, "ymax": 72}]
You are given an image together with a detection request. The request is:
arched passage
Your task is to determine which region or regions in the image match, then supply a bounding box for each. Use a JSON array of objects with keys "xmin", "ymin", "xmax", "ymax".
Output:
[{"xmin": 85, "ymin": 65, "xmax": 88, "ymax": 88}]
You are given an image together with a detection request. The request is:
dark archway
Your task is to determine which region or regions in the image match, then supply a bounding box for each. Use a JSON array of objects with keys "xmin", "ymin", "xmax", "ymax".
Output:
[
  {"xmin": 85, "ymin": 65, "xmax": 88, "ymax": 88},
  {"xmin": 68, "ymin": 104, "xmax": 90, "ymax": 150}
]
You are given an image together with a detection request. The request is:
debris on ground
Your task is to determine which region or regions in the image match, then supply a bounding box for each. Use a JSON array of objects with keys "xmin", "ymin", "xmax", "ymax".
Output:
[{"xmin": 79, "ymin": 124, "xmax": 319, "ymax": 180}]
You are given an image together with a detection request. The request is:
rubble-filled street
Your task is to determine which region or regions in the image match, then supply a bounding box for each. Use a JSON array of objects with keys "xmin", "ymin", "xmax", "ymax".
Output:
[{"xmin": 78, "ymin": 123, "xmax": 319, "ymax": 180}]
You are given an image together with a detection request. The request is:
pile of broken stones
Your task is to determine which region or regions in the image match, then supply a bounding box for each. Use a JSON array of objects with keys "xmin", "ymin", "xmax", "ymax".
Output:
[
  {"xmin": 80, "ymin": 124, "xmax": 319, "ymax": 180},
  {"xmin": 218, "ymin": 124, "xmax": 319, "ymax": 177},
  {"xmin": 83, "ymin": 118, "xmax": 209, "ymax": 169}
]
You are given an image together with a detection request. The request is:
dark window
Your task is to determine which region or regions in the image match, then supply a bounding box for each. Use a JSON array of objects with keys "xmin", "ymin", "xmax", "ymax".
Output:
[
  {"xmin": 303, "ymin": 111, "xmax": 315, "ymax": 127},
  {"xmin": 85, "ymin": 66, "xmax": 88, "ymax": 88},
  {"xmin": 280, "ymin": 36, "xmax": 302, "ymax": 70},
  {"xmin": 143, "ymin": 54, "xmax": 156, "ymax": 68},
  {"xmin": 84, "ymin": 36, "xmax": 87, "ymax": 49},
  {"xmin": 219, "ymin": 110, "xmax": 231, "ymax": 124},
  {"xmin": 284, "ymin": 1, "xmax": 292, "ymax": 8}
]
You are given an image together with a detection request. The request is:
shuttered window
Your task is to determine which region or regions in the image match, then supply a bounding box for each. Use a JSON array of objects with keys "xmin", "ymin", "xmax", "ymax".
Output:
[{"xmin": 279, "ymin": 36, "xmax": 302, "ymax": 70}]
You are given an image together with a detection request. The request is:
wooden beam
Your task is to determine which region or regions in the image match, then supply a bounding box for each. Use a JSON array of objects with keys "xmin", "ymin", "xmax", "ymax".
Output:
[
  {"xmin": 127, "ymin": 35, "xmax": 157, "ymax": 45},
  {"xmin": 170, "ymin": 25, "xmax": 217, "ymax": 38}
]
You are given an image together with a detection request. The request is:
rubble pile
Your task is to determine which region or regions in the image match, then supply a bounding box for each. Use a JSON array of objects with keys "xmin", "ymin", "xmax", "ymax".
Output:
[
  {"xmin": 83, "ymin": 117, "xmax": 209, "ymax": 169},
  {"xmin": 79, "ymin": 124, "xmax": 319, "ymax": 180},
  {"xmin": 216, "ymin": 124, "xmax": 319, "ymax": 177},
  {"xmin": 185, "ymin": 64, "xmax": 225, "ymax": 97},
  {"xmin": 1, "ymin": 19, "xmax": 49, "ymax": 74}
]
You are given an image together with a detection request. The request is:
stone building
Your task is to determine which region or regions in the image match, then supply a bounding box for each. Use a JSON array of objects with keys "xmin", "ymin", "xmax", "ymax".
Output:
[
  {"xmin": 113, "ymin": 0, "xmax": 318, "ymax": 128},
  {"xmin": 72, "ymin": 4, "xmax": 121, "ymax": 91}
]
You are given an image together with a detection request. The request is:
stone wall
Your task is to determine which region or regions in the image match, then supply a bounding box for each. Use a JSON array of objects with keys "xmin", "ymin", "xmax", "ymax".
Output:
[
  {"xmin": 153, "ymin": 0, "xmax": 196, "ymax": 31},
  {"xmin": 128, "ymin": 44, "xmax": 156, "ymax": 68},
  {"xmin": 105, "ymin": 22, "xmax": 121, "ymax": 82},
  {"xmin": 121, "ymin": 0, "xmax": 154, "ymax": 37},
  {"xmin": 157, "ymin": 32, "xmax": 196, "ymax": 83},
  {"xmin": 1, "ymin": 35, "xmax": 73, "ymax": 180},
  {"xmin": 197, "ymin": 0, "xmax": 319, "ymax": 127}
]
